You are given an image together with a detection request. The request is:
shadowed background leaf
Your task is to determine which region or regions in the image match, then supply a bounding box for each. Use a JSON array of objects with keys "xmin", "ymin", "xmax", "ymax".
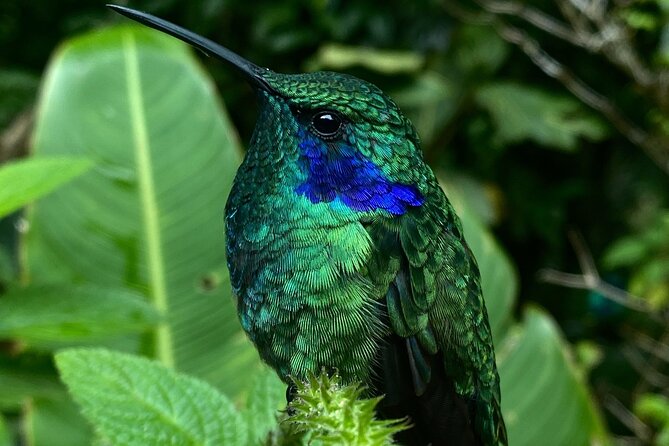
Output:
[
  {"xmin": 0, "ymin": 415, "xmax": 8, "ymax": 446},
  {"xmin": 0, "ymin": 285, "xmax": 159, "ymax": 346}
]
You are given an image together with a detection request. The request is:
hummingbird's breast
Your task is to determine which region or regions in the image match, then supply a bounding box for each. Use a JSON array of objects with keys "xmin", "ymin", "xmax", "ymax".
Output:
[{"xmin": 224, "ymin": 154, "xmax": 385, "ymax": 383}]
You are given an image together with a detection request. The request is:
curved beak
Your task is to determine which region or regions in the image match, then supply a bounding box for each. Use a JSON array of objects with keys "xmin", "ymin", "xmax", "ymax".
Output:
[{"xmin": 107, "ymin": 4, "xmax": 276, "ymax": 94}]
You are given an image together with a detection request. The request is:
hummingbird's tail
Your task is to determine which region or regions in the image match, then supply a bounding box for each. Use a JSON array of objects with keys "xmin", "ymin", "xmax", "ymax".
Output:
[{"xmin": 374, "ymin": 335, "xmax": 481, "ymax": 446}]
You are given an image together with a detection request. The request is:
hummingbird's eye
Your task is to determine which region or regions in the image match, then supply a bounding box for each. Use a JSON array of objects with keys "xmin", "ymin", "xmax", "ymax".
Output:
[{"xmin": 311, "ymin": 111, "xmax": 343, "ymax": 139}]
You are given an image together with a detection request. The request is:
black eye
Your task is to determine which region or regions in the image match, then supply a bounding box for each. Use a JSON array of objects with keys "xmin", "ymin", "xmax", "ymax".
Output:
[{"xmin": 311, "ymin": 111, "xmax": 343, "ymax": 139}]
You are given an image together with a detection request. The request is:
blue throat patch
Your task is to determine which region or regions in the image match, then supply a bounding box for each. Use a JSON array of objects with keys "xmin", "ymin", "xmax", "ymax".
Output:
[{"xmin": 295, "ymin": 131, "xmax": 424, "ymax": 215}]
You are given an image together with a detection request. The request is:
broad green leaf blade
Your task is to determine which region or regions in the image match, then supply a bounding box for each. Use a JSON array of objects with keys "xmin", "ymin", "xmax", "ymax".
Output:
[
  {"xmin": 25, "ymin": 397, "xmax": 93, "ymax": 446},
  {"xmin": 497, "ymin": 308, "xmax": 609, "ymax": 446},
  {"xmin": 243, "ymin": 367, "xmax": 285, "ymax": 445},
  {"xmin": 55, "ymin": 348, "xmax": 247, "ymax": 446},
  {"xmin": 0, "ymin": 157, "xmax": 91, "ymax": 218},
  {"xmin": 0, "ymin": 414, "xmax": 9, "ymax": 446},
  {"xmin": 0, "ymin": 359, "xmax": 63, "ymax": 409},
  {"xmin": 475, "ymin": 82, "xmax": 608, "ymax": 151},
  {"xmin": 27, "ymin": 25, "xmax": 263, "ymax": 395},
  {"xmin": 0, "ymin": 285, "xmax": 158, "ymax": 345}
]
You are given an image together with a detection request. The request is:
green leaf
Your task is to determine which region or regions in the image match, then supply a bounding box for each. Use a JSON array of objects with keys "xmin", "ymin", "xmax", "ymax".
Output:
[
  {"xmin": 635, "ymin": 393, "xmax": 669, "ymax": 425},
  {"xmin": 476, "ymin": 82, "xmax": 608, "ymax": 151},
  {"xmin": 452, "ymin": 25, "xmax": 509, "ymax": 76},
  {"xmin": 0, "ymin": 414, "xmax": 9, "ymax": 446},
  {"xmin": 26, "ymin": 24, "xmax": 262, "ymax": 396},
  {"xmin": 25, "ymin": 397, "xmax": 94, "ymax": 446},
  {"xmin": 243, "ymin": 367, "xmax": 286, "ymax": 445},
  {"xmin": 0, "ymin": 360, "xmax": 63, "ymax": 409},
  {"xmin": 619, "ymin": 9, "xmax": 658, "ymax": 31},
  {"xmin": 0, "ymin": 157, "xmax": 92, "ymax": 218},
  {"xmin": 497, "ymin": 308, "xmax": 609, "ymax": 446},
  {"xmin": 55, "ymin": 348, "xmax": 247, "ymax": 446},
  {"xmin": 603, "ymin": 211, "xmax": 669, "ymax": 308},
  {"xmin": 307, "ymin": 44, "xmax": 424, "ymax": 74},
  {"xmin": 603, "ymin": 236, "xmax": 650, "ymax": 268},
  {"xmin": 0, "ymin": 285, "xmax": 159, "ymax": 345}
]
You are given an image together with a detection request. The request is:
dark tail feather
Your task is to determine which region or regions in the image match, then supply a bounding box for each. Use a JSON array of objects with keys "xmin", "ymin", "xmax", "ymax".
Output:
[{"xmin": 373, "ymin": 335, "xmax": 480, "ymax": 446}]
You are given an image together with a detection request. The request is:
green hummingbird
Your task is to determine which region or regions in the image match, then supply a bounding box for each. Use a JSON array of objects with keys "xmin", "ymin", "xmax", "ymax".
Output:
[{"xmin": 109, "ymin": 5, "xmax": 507, "ymax": 445}]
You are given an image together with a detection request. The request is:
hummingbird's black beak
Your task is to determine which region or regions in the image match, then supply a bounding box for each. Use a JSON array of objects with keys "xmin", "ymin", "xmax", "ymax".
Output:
[{"xmin": 107, "ymin": 4, "xmax": 276, "ymax": 94}]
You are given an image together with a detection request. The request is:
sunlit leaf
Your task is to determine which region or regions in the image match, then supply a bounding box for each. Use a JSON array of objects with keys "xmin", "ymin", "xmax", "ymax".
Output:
[
  {"xmin": 307, "ymin": 43, "xmax": 424, "ymax": 74},
  {"xmin": 635, "ymin": 393, "xmax": 669, "ymax": 427},
  {"xmin": 0, "ymin": 157, "xmax": 91, "ymax": 218},
  {"xmin": 620, "ymin": 9, "xmax": 658, "ymax": 31},
  {"xmin": 56, "ymin": 348, "xmax": 247, "ymax": 446}
]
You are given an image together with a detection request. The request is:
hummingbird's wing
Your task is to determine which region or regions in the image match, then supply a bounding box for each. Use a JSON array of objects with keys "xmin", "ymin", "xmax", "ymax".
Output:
[{"xmin": 366, "ymin": 189, "xmax": 507, "ymax": 445}]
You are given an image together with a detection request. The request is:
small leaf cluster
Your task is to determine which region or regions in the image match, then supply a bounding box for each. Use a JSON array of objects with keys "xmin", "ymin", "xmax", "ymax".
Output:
[
  {"xmin": 635, "ymin": 394, "xmax": 669, "ymax": 446},
  {"xmin": 286, "ymin": 372, "xmax": 409, "ymax": 446},
  {"xmin": 604, "ymin": 210, "xmax": 669, "ymax": 310}
]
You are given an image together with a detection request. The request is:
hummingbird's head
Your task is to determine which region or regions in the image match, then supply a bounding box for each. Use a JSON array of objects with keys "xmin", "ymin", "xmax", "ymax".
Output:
[
  {"xmin": 109, "ymin": 5, "xmax": 427, "ymax": 216},
  {"xmin": 252, "ymin": 70, "xmax": 426, "ymax": 215}
]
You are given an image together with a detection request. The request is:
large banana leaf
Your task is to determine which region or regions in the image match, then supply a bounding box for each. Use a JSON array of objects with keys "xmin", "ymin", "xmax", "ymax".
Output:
[
  {"xmin": 497, "ymin": 308, "xmax": 609, "ymax": 446},
  {"xmin": 26, "ymin": 25, "xmax": 263, "ymax": 396}
]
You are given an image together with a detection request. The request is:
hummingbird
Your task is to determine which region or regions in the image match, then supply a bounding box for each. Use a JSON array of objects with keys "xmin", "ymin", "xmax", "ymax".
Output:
[{"xmin": 108, "ymin": 5, "xmax": 507, "ymax": 445}]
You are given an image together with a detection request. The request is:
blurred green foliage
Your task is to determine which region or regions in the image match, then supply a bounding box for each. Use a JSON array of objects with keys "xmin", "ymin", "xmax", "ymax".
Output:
[{"xmin": 2, "ymin": 0, "xmax": 669, "ymax": 444}]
